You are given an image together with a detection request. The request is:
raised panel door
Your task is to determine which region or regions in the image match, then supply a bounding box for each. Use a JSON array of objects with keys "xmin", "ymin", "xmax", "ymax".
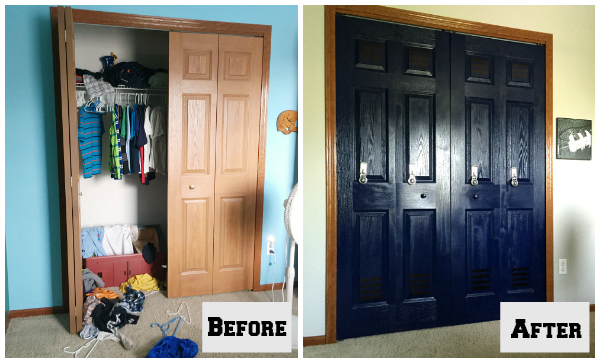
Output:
[
  {"xmin": 212, "ymin": 34, "xmax": 263, "ymax": 294},
  {"xmin": 168, "ymin": 32, "xmax": 218, "ymax": 297},
  {"xmin": 450, "ymin": 33, "xmax": 546, "ymax": 324},
  {"xmin": 336, "ymin": 14, "xmax": 451, "ymax": 339}
]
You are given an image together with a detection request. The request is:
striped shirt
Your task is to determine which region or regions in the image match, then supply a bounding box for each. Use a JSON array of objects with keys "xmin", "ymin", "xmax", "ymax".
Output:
[
  {"xmin": 109, "ymin": 106, "xmax": 123, "ymax": 180},
  {"xmin": 78, "ymin": 105, "xmax": 104, "ymax": 178}
]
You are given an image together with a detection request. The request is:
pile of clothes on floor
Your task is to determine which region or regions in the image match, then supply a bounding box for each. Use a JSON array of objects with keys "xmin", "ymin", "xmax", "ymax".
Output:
[
  {"xmin": 73, "ymin": 270, "xmax": 198, "ymax": 358},
  {"xmin": 74, "ymin": 272, "xmax": 159, "ymax": 353},
  {"xmin": 81, "ymin": 275, "xmax": 158, "ymax": 337}
]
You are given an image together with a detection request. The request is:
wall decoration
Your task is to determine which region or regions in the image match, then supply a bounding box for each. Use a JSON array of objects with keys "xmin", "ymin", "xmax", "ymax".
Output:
[
  {"xmin": 277, "ymin": 110, "xmax": 298, "ymax": 134},
  {"xmin": 556, "ymin": 118, "xmax": 592, "ymax": 160}
]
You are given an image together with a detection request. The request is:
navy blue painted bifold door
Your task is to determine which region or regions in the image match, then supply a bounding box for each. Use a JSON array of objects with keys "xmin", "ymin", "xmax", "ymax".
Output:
[
  {"xmin": 448, "ymin": 33, "xmax": 546, "ymax": 326},
  {"xmin": 336, "ymin": 14, "xmax": 545, "ymax": 340}
]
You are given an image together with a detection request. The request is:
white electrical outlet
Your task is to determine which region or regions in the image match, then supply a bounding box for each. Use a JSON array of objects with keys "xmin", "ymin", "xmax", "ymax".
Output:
[
  {"xmin": 267, "ymin": 235, "xmax": 275, "ymax": 255},
  {"xmin": 559, "ymin": 259, "xmax": 567, "ymax": 274}
]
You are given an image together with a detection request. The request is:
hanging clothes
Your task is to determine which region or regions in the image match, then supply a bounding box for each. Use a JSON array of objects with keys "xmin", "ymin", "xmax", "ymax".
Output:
[
  {"xmin": 143, "ymin": 105, "xmax": 153, "ymax": 175},
  {"xmin": 130, "ymin": 105, "xmax": 141, "ymax": 174},
  {"xmin": 108, "ymin": 106, "xmax": 122, "ymax": 180},
  {"xmin": 150, "ymin": 104, "xmax": 168, "ymax": 175},
  {"xmin": 78, "ymin": 102, "xmax": 104, "ymax": 178},
  {"xmin": 120, "ymin": 105, "xmax": 130, "ymax": 174}
]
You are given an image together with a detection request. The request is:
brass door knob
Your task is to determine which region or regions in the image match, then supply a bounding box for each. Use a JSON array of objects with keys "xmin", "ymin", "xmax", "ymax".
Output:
[{"xmin": 189, "ymin": 185, "xmax": 195, "ymax": 190}]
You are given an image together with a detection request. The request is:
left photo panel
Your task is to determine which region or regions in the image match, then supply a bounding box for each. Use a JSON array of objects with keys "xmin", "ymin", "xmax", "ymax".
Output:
[{"xmin": 4, "ymin": 5, "xmax": 298, "ymax": 358}]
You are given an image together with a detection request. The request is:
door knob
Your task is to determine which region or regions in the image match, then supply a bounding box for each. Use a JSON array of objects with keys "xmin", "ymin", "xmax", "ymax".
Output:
[
  {"xmin": 510, "ymin": 167, "xmax": 518, "ymax": 187},
  {"xmin": 407, "ymin": 163, "xmax": 416, "ymax": 185},
  {"xmin": 189, "ymin": 185, "xmax": 195, "ymax": 190},
  {"xmin": 358, "ymin": 162, "xmax": 368, "ymax": 184},
  {"xmin": 470, "ymin": 165, "xmax": 479, "ymax": 186}
]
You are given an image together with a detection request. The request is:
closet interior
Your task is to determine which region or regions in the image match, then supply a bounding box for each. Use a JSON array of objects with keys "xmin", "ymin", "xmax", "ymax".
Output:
[{"xmin": 75, "ymin": 23, "xmax": 170, "ymax": 293}]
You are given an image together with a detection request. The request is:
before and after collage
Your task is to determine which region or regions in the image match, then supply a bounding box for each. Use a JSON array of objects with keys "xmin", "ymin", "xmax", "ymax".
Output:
[{"xmin": 3, "ymin": 4, "xmax": 596, "ymax": 359}]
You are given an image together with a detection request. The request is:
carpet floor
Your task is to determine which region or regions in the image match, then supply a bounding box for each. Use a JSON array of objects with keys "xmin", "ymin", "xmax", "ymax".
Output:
[
  {"xmin": 304, "ymin": 312, "xmax": 595, "ymax": 358},
  {"xmin": 5, "ymin": 287, "xmax": 298, "ymax": 358}
]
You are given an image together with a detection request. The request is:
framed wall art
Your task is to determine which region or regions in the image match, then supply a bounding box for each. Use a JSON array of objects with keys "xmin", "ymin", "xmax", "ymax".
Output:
[{"xmin": 556, "ymin": 117, "xmax": 592, "ymax": 160}]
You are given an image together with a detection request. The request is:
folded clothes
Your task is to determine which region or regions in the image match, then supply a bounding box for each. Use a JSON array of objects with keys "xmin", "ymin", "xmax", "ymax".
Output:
[
  {"xmin": 148, "ymin": 72, "xmax": 168, "ymax": 89},
  {"xmin": 87, "ymin": 287, "xmax": 121, "ymax": 300},
  {"xmin": 83, "ymin": 74, "xmax": 114, "ymax": 99},
  {"xmin": 107, "ymin": 62, "xmax": 153, "ymax": 89},
  {"xmin": 102, "ymin": 224, "xmax": 135, "ymax": 256},
  {"xmin": 81, "ymin": 227, "xmax": 106, "ymax": 259}
]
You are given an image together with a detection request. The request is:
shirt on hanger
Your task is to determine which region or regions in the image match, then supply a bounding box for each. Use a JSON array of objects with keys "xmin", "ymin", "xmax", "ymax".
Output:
[
  {"xmin": 78, "ymin": 103, "xmax": 104, "ymax": 178},
  {"xmin": 150, "ymin": 105, "xmax": 168, "ymax": 175},
  {"xmin": 130, "ymin": 105, "xmax": 140, "ymax": 173},
  {"xmin": 109, "ymin": 106, "xmax": 122, "ymax": 180},
  {"xmin": 144, "ymin": 105, "xmax": 153, "ymax": 175}
]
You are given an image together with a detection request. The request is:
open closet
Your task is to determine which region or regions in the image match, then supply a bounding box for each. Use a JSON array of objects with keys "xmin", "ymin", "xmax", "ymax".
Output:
[{"xmin": 51, "ymin": 6, "xmax": 272, "ymax": 334}]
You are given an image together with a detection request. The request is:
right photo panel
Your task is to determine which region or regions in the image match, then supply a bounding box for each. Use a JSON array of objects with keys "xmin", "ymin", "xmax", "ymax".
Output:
[{"xmin": 302, "ymin": 5, "xmax": 595, "ymax": 358}]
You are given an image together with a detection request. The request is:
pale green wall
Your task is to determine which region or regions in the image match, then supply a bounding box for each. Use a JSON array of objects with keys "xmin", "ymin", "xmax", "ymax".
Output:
[
  {"xmin": 302, "ymin": 5, "xmax": 327, "ymax": 337},
  {"xmin": 303, "ymin": 5, "xmax": 596, "ymax": 337}
]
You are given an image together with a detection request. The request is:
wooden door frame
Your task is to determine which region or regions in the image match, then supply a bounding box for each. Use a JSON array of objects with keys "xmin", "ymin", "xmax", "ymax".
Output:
[
  {"xmin": 324, "ymin": 5, "xmax": 553, "ymax": 344},
  {"xmin": 51, "ymin": 6, "xmax": 272, "ymax": 333}
]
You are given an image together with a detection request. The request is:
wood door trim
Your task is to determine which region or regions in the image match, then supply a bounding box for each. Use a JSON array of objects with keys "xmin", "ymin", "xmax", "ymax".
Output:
[
  {"xmin": 253, "ymin": 28, "xmax": 272, "ymax": 291},
  {"xmin": 71, "ymin": 8, "xmax": 271, "ymax": 37},
  {"xmin": 53, "ymin": 7, "xmax": 271, "ymax": 329},
  {"xmin": 324, "ymin": 5, "xmax": 554, "ymax": 344},
  {"xmin": 303, "ymin": 335, "xmax": 327, "ymax": 347}
]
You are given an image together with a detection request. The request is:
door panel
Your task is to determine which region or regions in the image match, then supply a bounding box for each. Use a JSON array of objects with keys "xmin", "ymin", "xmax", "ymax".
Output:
[
  {"xmin": 336, "ymin": 14, "xmax": 451, "ymax": 340},
  {"xmin": 212, "ymin": 34, "xmax": 263, "ymax": 294},
  {"xmin": 168, "ymin": 32, "xmax": 218, "ymax": 298},
  {"xmin": 51, "ymin": 5, "xmax": 78, "ymax": 334},
  {"xmin": 450, "ymin": 33, "xmax": 545, "ymax": 324},
  {"xmin": 64, "ymin": 6, "xmax": 85, "ymax": 332}
]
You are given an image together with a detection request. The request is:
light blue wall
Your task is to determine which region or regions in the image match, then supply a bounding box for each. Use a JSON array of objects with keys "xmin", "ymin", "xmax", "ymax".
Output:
[{"xmin": 5, "ymin": 5, "xmax": 298, "ymax": 310}]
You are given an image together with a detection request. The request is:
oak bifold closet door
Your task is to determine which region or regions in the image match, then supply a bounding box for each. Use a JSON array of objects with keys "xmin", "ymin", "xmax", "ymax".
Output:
[
  {"xmin": 335, "ymin": 14, "xmax": 545, "ymax": 340},
  {"xmin": 52, "ymin": 6, "xmax": 82, "ymax": 334},
  {"xmin": 168, "ymin": 32, "xmax": 263, "ymax": 298}
]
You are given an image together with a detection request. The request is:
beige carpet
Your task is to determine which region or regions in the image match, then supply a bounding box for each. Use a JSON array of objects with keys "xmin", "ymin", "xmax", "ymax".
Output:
[
  {"xmin": 5, "ymin": 287, "xmax": 298, "ymax": 358},
  {"xmin": 304, "ymin": 312, "xmax": 595, "ymax": 358}
]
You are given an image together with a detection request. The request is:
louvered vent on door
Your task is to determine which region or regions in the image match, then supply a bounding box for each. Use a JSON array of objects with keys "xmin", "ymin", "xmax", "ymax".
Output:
[
  {"xmin": 512, "ymin": 267, "xmax": 530, "ymax": 288},
  {"xmin": 471, "ymin": 268, "xmax": 490, "ymax": 291},
  {"xmin": 359, "ymin": 277, "xmax": 382, "ymax": 301},
  {"xmin": 409, "ymin": 273, "xmax": 430, "ymax": 297}
]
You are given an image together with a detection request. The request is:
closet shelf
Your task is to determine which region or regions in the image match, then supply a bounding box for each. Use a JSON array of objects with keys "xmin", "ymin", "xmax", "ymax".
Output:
[{"xmin": 76, "ymin": 85, "xmax": 168, "ymax": 93}]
